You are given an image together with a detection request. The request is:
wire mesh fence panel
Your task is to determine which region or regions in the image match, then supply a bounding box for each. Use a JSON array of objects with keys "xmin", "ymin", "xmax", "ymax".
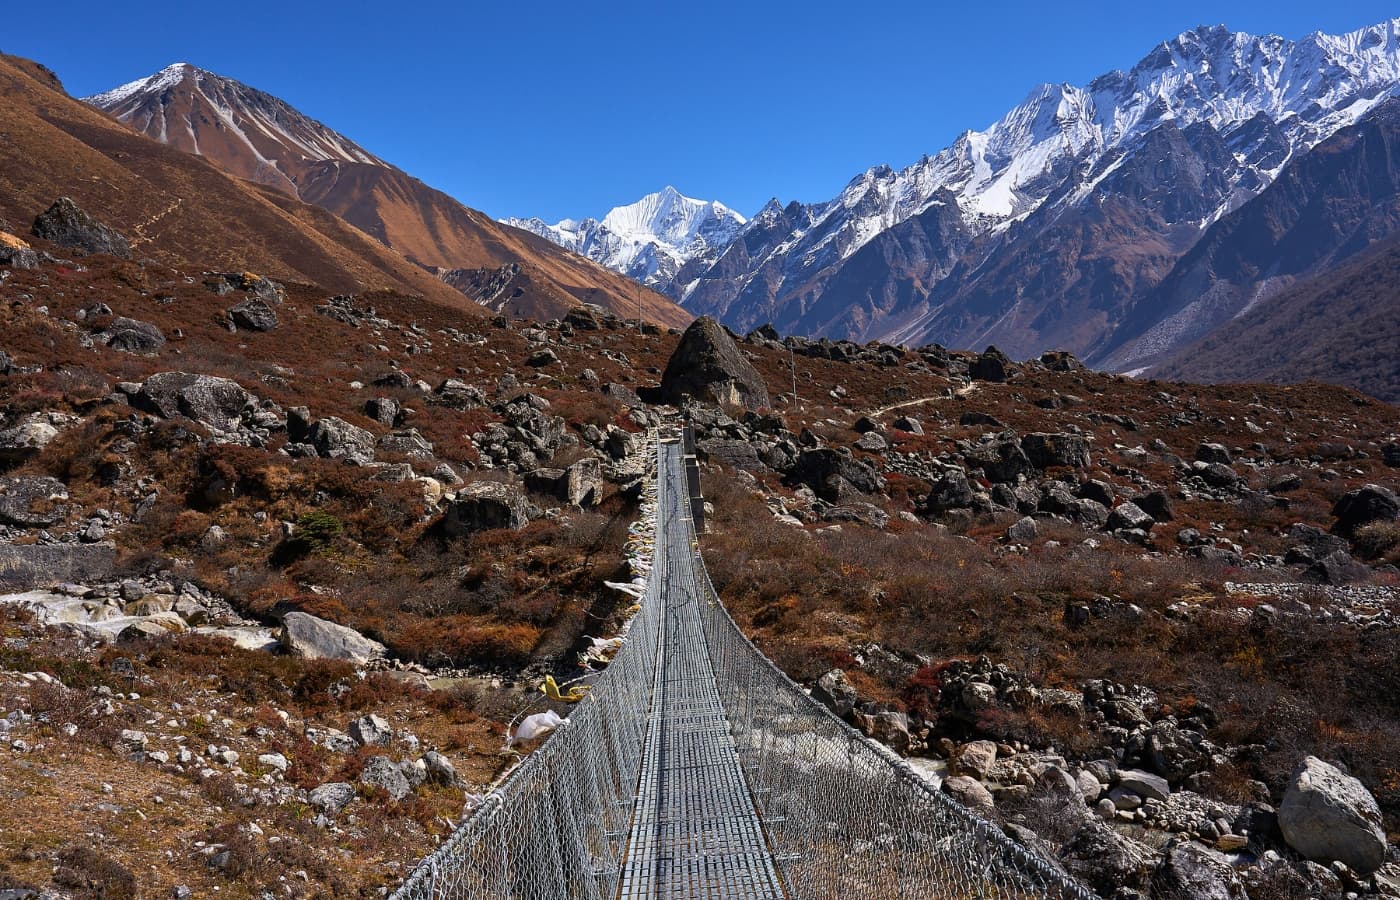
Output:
[{"xmin": 391, "ymin": 438, "xmax": 1098, "ymax": 900}]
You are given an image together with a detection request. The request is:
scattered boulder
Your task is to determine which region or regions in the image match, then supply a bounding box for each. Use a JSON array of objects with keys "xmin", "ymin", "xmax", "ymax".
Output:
[
  {"xmin": 658, "ymin": 316, "xmax": 770, "ymax": 410},
  {"xmin": 98, "ymin": 317, "xmax": 166, "ymax": 353},
  {"xmin": 307, "ymin": 417, "xmax": 376, "ymax": 464},
  {"xmin": 227, "ymin": 298, "xmax": 278, "ymax": 332},
  {"xmin": 1279, "ymin": 756, "xmax": 1387, "ymax": 873},
  {"xmin": 1021, "ymin": 433, "xmax": 1091, "ymax": 469},
  {"xmin": 280, "ymin": 611, "xmax": 386, "ymax": 664},
  {"xmin": 359, "ymin": 756, "xmax": 411, "ymax": 801},
  {"xmin": 1195, "ymin": 443, "xmax": 1233, "ymax": 465},
  {"xmin": 969, "ymin": 346, "xmax": 1012, "ymax": 382},
  {"xmin": 957, "ymin": 740, "xmax": 998, "ymax": 779},
  {"xmin": 132, "ymin": 372, "xmax": 253, "ymax": 433},
  {"xmin": 1060, "ymin": 820, "xmax": 1161, "ymax": 895},
  {"xmin": 1152, "ymin": 840, "xmax": 1247, "ymax": 900},
  {"xmin": 349, "ymin": 714, "xmax": 392, "ymax": 748},
  {"xmin": 308, "ymin": 782, "xmax": 356, "ymax": 815},
  {"xmin": 891, "ymin": 415, "xmax": 923, "ymax": 435},
  {"xmin": 422, "ymin": 751, "xmax": 462, "ymax": 787},
  {"xmin": 965, "ymin": 432, "xmax": 1032, "ymax": 483},
  {"xmin": 926, "ymin": 469, "xmax": 977, "ymax": 512},
  {"xmin": 1107, "ymin": 501, "xmax": 1155, "ymax": 533},
  {"xmin": 443, "ymin": 481, "xmax": 531, "ymax": 535},
  {"xmin": 1117, "ymin": 768, "xmax": 1170, "ymax": 801},
  {"xmin": 811, "ymin": 669, "xmax": 858, "ymax": 719},
  {"xmin": 0, "ymin": 475, "xmax": 70, "ymax": 527},
  {"xmin": 0, "ymin": 413, "xmax": 65, "ymax": 464},
  {"xmin": 1331, "ymin": 484, "xmax": 1399, "ymax": 538},
  {"xmin": 942, "ymin": 775, "xmax": 995, "ymax": 814},
  {"xmin": 31, "ymin": 197, "xmax": 131, "ymax": 257},
  {"xmin": 364, "ymin": 397, "xmax": 402, "ymax": 426}
]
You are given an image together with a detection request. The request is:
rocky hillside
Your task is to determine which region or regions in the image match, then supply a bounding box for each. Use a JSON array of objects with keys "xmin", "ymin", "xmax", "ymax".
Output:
[
  {"xmin": 2, "ymin": 190, "xmax": 1399, "ymax": 895},
  {"xmin": 83, "ymin": 63, "xmax": 692, "ymax": 329},
  {"xmin": 1153, "ymin": 228, "xmax": 1400, "ymax": 402}
]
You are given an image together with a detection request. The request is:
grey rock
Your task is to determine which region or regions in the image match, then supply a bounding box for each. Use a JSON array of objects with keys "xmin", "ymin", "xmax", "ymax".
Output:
[
  {"xmin": 1006, "ymin": 516, "xmax": 1039, "ymax": 543},
  {"xmin": 444, "ymin": 481, "xmax": 531, "ymax": 535},
  {"xmin": 0, "ymin": 475, "xmax": 69, "ymax": 528},
  {"xmin": 1279, "ymin": 756, "xmax": 1387, "ymax": 873},
  {"xmin": 965, "ymin": 431, "xmax": 1032, "ymax": 483},
  {"xmin": 926, "ymin": 469, "xmax": 977, "ymax": 512},
  {"xmin": 0, "ymin": 543, "xmax": 114, "ymax": 589},
  {"xmin": 31, "ymin": 197, "xmax": 131, "ymax": 257},
  {"xmin": 99, "ymin": 317, "xmax": 166, "ymax": 353},
  {"xmin": 308, "ymin": 782, "xmax": 356, "ymax": 815},
  {"xmin": 957, "ymin": 740, "xmax": 998, "ymax": 779},
  {"xmin": 0, "ymin": 414, "xmax": 64, "ymax": 464},
  {"xmin": 658, "ymin": 316, "xmax": 770, "ymax": 410},
  {"xmin": 227, "ymin": 298, "xmax": 278, "ymax": 332},
  {"xmin": 942, "ymin": 775, "xmax": 995, "ymax": 814},
  {"xmin": 359, "ymin": 755, "xmax": 411, "ymax": 801},
  {"xmin": 280, "ymin": 611, "xmax": 386, "ymax": 664},
  {"xmin": 364, "ymin": 397, "xmax": 401, "ymax": 426},
  {"xmin": 349, "ymin": 714, "xmax": 392, "ymax": 747},
  {"xmin": 1152, "ymin": 840, "xmax": 1247, "ymax": 900},
  {"xmin": 1021, "ymin": 432, "xmax": 1091, "ymax": 469},
  {"xmin": 811, "ymin": 669, "xmax": 858, "ymax": 719},
  {"xmin": 1117, "ymin": 768, "xmax": 1171, "ymax": 801},
  {"xmin": 132, "ymin": 372, "xmax": 253, "ymax": 433},
  {"xmin": 1195, "ymin": 443, "xmax": 1233, "ymax": 465},
  {"xmin": 1059, "ymin": 820, "xmax": 1161, "ymax": 894},
  {"xmin": 307, "ymin": 417, "xmax": 376, "ymax": 464},
  {"xmin": 1107, "ymin": 501, "xmax": 1155, "ymax": 532},
  {"xmin": 969, "ymin": 346, "xmax": 1012, "ymax": 382},
  {"xmin": 422, "ymin": 751, "xmax": 462, "ymax": 787}
]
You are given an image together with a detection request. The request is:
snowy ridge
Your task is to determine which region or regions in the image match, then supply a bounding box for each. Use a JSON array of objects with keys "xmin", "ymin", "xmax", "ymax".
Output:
[
  {"xmin": 504, "ymin": 186, "xmax": 745, "ymax": 298},
  {"xmin": 83, "ymin": 63, "xmax": 387, "ymax": 171}
]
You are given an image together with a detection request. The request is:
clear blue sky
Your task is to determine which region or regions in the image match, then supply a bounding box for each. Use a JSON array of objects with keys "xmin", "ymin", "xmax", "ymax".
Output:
[{"xmin": 5, "ymin": 1, "xmax": 1397, "ymax": 222}]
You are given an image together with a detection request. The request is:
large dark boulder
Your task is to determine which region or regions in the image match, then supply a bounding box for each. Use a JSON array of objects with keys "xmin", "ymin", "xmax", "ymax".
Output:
[
  {"xmin": 31, "ymin": 198, "xmax": 131, "ymax": 258},
  {"xmin": 307, "ymin": 417, "xmax": 376, "ymax": 465},
  {"xmin": 1331, "ymin": 484, "xmax": 1399, "ymax": 538},
  {"xmin": 964, "ymin": 432, "xmax": 1032, "ymax": 483},
  {"xmin": 658, "ymin": 317, "xmax": 770, "ymax": 410},
  {"xmin": 0, "ymin": 475, "xmax": 70, "ymax": 528},
  {"xmin": 99, "ymin": 317, "xmax": 165, "ymax": 353},
  {"xmin": 969, "ymin": 346, "xmax": 1013, "ymax": 382},
  {"xmin": 927, "ymin": 469, "xmax": 977, "ymax": 512},
  {"xmin": 443, "ymin": 482, "xmax": 531, "ymax": 535},
  {"xmin": 1059, "ymin": 820, "xmax": 1160, "ymax": 895},
  {"xmin": 228, "ymin": 298, "xmax": 279, "ymax": 332},
  {"xmin": 787, "ymin": 448, "xmax": 884, "ymax": 500},
  {"xmin": 1021, "ymin": 432, "xmax": 1091, "ymax": 469},
  {"xmin": 1152, "ymin": 840, "xmax": 1246, "ymax": 900},
  {"xmin": 131, "ymin": 372, "xmax": 252, "ymax": 433}
]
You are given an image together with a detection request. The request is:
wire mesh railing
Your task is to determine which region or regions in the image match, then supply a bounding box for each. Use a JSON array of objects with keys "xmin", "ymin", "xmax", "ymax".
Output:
[{"xmin": 390, "ymin": 437, "xmax": 1097, "ymax": 899}]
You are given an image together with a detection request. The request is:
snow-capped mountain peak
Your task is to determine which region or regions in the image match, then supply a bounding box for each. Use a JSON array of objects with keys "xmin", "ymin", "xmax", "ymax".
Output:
[
  {"xmin": 83, "ymin": 62, "xmax": 386, "ymax": 195},
  {"xmin": 503, "ymin": 187, "xmax": 745, "ymax": 297}
]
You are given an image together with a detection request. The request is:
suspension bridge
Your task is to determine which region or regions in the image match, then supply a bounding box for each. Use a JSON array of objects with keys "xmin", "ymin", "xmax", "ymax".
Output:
[{"xmin": 391, "ymin": 435, "xmax": 1096, "ymax": 899}]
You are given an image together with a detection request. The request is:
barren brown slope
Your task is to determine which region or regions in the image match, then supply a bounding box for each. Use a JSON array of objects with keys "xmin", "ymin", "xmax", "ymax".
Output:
[
  {"xmin": 1153, "ymin": 230, "xmax": 1400, "ymax": 403},
  {"xmin": 86, "ymin": 62, "xmax": 691, "ymax": 328},
  {"xmin": 298, "ymin": 160, "xmax": 692, "ymax": 328},
  {"xmin": 0, "ymin": 53, "xmax": 474, "ymax": 310}
]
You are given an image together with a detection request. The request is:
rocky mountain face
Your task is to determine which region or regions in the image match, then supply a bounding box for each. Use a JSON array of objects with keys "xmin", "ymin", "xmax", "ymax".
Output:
[
  {"xmin": 1152, "ymin": 225, "xmax": 1400, "ymax": 402},
  {"xmin": 84, "ymin": 63, "xmax": 386, "ymax": 196},
  {"xmin": 514, "ymin": 20, "xmax": 1400, "ymax": 373},
  {"xmin": 84, "ymin": 64, "xmax": 691, "ymax": 328},
  {"xmin": 504, "ymin": 187, "xmax": 746, "ymax": 299},
  {"xmin": 1096, "ymin": 97, "xmax": 1400, "ymax": 373}
]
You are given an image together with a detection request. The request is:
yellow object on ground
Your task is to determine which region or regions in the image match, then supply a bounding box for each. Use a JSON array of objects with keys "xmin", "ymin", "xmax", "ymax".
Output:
[{"xmin": 541, "ymin": 675, "xmax": 591, "ymax": 703}]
